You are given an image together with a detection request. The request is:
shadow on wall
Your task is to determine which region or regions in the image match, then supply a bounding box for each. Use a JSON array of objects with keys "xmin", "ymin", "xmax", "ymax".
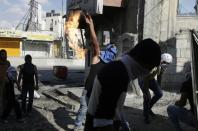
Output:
[{"xmin": 159, "ymin": 34, "xmax": 191, "ymax": 92}]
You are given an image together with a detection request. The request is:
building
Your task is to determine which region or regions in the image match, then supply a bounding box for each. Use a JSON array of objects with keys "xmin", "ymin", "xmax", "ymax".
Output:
[
  {"xmin": 143, "ymin": 0, "xmax": 198, "ymax": 89},
  {"xmin": 42, "ymin": 10, "xmax": 64, "ymax": 38},
  {"xmin": 0, "ymin": 29, "xmax": 59, "ymax": 58},
  {"xmin": 66, "ymin": 0, "xmax": 198, "ymax": 89},
  {"xmin": 66, "ymin": 0, "xmax": 139, "ymax": 58},
  {"xmin": 0, "ymin": 30, "xmax": 23, "ymax": 57}
]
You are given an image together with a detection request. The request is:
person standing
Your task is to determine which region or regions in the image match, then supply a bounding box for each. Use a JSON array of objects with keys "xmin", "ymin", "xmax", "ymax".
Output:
[
  {"xmin": 0, "ymin": 49, "xmax": 10, "ymax": 113},
  {"xmin": 18, "ymin": 54, "xmax": 38, "ymax": 115},
  {"xmin": 1, "ymin": 66, "xmax": 23, "ymax": 123}
]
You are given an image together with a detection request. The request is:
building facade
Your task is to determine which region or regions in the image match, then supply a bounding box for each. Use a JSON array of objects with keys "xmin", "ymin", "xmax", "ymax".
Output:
[{"xmin": 143, "ymin": 0, "xmax": 198, "ymax": 89}]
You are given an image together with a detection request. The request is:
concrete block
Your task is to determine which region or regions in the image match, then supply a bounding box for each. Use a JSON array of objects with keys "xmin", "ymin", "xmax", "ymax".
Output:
[
  {"xmin": 180, "ymin": 48, "xmax": 191, "ymax": 58},
  {"xmin": 176, "ymin": 57, "xmax": 190, "ymax": 65},
  {"xmin": 176, "ymin": 33, "xmax": 190, "ymax": 39},
  {"xmin": 176, "ymin": 39, "xmax": 190, "ymax": 48},
  {"xmin": 176, "ymin": 66, "xmax": 184, "ymax": 73},
  {"xmin": 56, "ymin": 87, "xmax": 84, "ymax": 103},
  {"xmin": 176, "ymin": 48, "xmax": 181, "ymax": 58}
]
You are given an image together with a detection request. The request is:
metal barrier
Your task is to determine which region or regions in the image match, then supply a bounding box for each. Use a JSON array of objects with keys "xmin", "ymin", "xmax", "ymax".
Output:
[{"xmin": 190, "ymin": 30, "xmax": 198, "ymax": 129}]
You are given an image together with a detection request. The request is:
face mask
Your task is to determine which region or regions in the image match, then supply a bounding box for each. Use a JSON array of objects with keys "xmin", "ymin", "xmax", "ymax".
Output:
[{"xmin": 160, "ymin": 63, "xmax": 168, "ymax": 72}]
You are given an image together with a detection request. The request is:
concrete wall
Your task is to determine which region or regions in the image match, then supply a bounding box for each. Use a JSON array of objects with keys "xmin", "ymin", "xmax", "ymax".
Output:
[
  {"xmin": 8, "ymin": 57, "xmax": 85, "ymax": 69},
  {"xmin": 42, "ymin": 15, "xmax": 62, "ymax": 38},
  {"xmin": 122, "ymin": 0, "xmax": 138, "ymax": 34},
  {"xmin": 161, "ymin": 32, "xmax": 191, "ymax": 90},
  {"xmin": 22, "ymin": 41, "xmax": 52, "ymax": 58},
  {"xmin": 143, "ymin": 0, "xmax": 162, "ymax": 42},
  {"xmin": 143, "ymin": 0, "xmax": 177, "ymax": 42},
  {"xmin": 143, "ymin": 0, "xmax": 197, "ymax": 89}
]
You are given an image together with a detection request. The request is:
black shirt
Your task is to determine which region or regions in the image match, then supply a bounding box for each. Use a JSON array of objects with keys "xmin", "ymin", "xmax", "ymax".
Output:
[
  {"xmin": 95, "ymin": 61, "xmax": 130, "ymax": 119},
  {"xmin": 21, "ymin": 63, "xmax": 36, "ymax": 86},
  {"xmin": 85, "ymin": 60, "xmax": 106, "ymax": 98}
]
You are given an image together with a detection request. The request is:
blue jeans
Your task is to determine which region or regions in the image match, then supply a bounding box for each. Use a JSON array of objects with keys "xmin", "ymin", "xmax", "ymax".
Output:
[
  {"xmin": 167, "ymin": 105, "xmax": 195, "ymax": 131},
  {"xmin": 76, "ymin": 90, "xmax": 131, "ymax": 131},
  {"xmin": 139, "ymin": 79, "xmax": 163, "ymax": 118},
  {"xmin": 74, "ymin": 90, "xmax": 88, "ymax": 127}
]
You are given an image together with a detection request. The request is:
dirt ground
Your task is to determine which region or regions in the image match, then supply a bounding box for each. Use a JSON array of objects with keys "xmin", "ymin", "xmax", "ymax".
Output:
[
  {"xmin": 123, "ymin": 91, "xmax": 196, "ymax": 131},
  {"xmin": 0, "ymin": 90, "xmax": 196, "ymax": 131}
]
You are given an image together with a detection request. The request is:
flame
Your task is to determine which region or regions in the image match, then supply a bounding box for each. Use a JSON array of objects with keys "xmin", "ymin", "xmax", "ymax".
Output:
[
  {"xmin": 65, "ymin": 10, "xmax": 81, "ymax": 29},
  {"xmin": 65, "ymin": 10, "xmax": 85, "ymax": 59}
]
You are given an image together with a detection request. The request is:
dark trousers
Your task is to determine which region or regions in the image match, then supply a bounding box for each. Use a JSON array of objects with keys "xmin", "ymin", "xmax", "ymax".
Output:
[
  {"xmin": 94, "ymin": 125, "xmax": 116, "ymax": 131},
  {"xmin": 139, "ymin": 79, "xmax": 163, "ymax": 118},
  {"xmin": 84, "ymin": 113, "xmax": 94, "ymax": 131},
  {"xmin": 1, "ymin": 96, "xmax": 22, "ymax": 120},
  {"xmin": 84, "ymin": 113, "xmax": 122, "ymax": 131},
  {"xmin": 22, "ymin": 85, "xmax": 34, "ymax": 113}
]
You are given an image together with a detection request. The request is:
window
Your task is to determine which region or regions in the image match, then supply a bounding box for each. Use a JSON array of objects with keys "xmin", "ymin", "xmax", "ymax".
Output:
[
  {"xmin": 103, "ymin": 31, "xmax": 110, "ymax": 45},
  {"xmin": 178, "ymin": 0, "xmax": 197, "ymax": 15}
]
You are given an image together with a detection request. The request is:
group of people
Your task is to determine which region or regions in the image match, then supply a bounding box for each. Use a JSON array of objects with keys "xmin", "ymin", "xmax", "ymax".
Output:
[
  {"xmin": 0, "ymin": 14, "xmax": 196, "ymax": 131},
  {"xmin": 0, "ymin": 49, "xmax": 38, "ymax": 123},
  {"xmin": 73, "ymin": 14, "xmax": 197, "ymax": 131}
]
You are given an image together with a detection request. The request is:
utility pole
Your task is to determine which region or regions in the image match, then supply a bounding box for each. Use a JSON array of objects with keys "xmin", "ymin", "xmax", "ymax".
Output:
[
  {"xmin": 137, "ymin": 0, "xmax": 145, "ymax": 42},
  {"xmin": 61, "ymin": 0, "xmax": 67, "ymax": 58},
  {"xmin": 16, "ymin": 0, "xmax": 40, "ymax": 31}
]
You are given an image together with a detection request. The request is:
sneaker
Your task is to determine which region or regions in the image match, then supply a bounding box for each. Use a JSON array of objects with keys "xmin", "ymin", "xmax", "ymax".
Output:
[{"xmin": 149, "ymin": 110, "xmax": 156, "ymax": 118}]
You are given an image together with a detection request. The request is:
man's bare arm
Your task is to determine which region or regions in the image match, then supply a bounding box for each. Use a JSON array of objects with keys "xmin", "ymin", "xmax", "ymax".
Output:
[{"xmin": 84, "ymin": 14, "xmax": 100, "ymax": 64}]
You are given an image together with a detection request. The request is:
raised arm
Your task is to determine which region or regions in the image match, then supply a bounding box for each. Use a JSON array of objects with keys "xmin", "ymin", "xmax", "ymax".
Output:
[{"xmin": 84, "ymin": 14, "xmax": 100, "ymax": 64}]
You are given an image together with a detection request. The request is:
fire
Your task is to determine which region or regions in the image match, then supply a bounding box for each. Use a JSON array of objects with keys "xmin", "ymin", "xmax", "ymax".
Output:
[
  {"xmin": 65, "ymin": 10, "xmax": 82, "ymax": 29},
  {"xmin": 65, "ymin": 10, "xmax": 86, "ymax": 59}
]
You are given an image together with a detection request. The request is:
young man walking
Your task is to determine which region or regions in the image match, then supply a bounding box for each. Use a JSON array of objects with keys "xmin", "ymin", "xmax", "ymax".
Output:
[{"xmin": 84, "ymin": 38, "xmax": 162, "ymax": 131}]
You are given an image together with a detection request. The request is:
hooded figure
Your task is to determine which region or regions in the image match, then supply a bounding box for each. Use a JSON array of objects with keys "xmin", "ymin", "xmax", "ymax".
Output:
[{"xmin": 84, "ymin": 38, "xmax": 161, "ymax": 131}]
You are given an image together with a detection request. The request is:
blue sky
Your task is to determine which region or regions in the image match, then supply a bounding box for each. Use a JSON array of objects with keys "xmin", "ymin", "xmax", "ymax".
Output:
[
  {"xmin": 178, "ymin": 0, "xmax": 196, "ymax": 14},
  {"xmin": 0, "ymin": 0, "xmax": 67, "ymax": 28},
  {"xmin": 0, "ymin": 0, "xmax": 196, "ymax": 28}
]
